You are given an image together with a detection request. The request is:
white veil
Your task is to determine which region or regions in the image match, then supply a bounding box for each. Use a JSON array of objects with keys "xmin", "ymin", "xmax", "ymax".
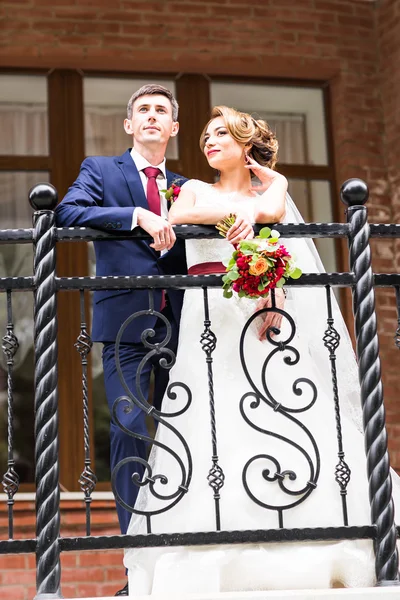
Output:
[{"xmin": 281, "ymin": 193, "xmax": 363, "ymax": 434}]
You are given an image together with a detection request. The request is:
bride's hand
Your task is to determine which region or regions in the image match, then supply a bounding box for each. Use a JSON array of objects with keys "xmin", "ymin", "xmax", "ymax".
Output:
[
  {"xmin": 256, "ymin": 289, "xmax": 285, "ymax": 340},
  {"xmin": 226, "ymin": 211, "xmax": 254, "ymax": 245},
  {"xmin": 245, "ymin": 155, "xmax": 288, "ymax": 194}
]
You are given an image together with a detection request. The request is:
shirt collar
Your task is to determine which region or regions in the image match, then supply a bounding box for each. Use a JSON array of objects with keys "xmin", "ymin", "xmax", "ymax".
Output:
[{"xmin": 130, "ymin": 147, "xmax": 166, "ymax": 178}]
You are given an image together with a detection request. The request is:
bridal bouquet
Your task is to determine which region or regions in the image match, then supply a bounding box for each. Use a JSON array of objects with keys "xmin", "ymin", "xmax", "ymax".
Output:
[{"xmin": 217, "ymin": 216, "xmax": 302, "ymax": 299}]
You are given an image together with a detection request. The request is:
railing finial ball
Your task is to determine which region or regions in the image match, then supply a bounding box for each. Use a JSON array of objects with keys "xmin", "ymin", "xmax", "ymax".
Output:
[
  {"xmin": 340, "ymin": 178, "xmax": 369, "ymax": 207},
  {"xmin": 29, "ymin": 183, "xmax": 58, "ymax": 211}
]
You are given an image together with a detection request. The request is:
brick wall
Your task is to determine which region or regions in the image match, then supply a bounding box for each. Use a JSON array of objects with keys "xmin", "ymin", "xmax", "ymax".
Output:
[
  {"xmin": 0, "ymin": 499, "xmax": 125, "ymax": 599},
  {"xmin": 377, "ymin": 0, "xmax": 400, "ymax": 467}
]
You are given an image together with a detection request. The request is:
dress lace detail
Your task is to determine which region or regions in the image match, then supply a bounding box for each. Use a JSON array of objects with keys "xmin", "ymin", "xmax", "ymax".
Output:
[{"xmin": 124, "ymin": 182, "xmax": 400, "ymax": 595}]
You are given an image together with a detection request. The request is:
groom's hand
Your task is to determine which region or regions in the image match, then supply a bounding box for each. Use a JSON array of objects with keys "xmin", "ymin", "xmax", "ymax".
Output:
[{"xmin": 137, "ymin": 208, "xmax": 176, "ymax": 251}]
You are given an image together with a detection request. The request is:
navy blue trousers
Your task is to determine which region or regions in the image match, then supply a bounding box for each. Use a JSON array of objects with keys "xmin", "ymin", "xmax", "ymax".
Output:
[{"xmin": 102, "ymin": 306, "xmax": 178, "ymax": 534}]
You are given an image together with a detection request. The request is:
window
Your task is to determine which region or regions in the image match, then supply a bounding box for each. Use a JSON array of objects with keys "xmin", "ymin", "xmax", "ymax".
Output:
[
  {"xmin": 83, "ymin": 77, "xmax": 179, "ymax": 160},
  {"xmin": 0, "ymin": 70, "xmax": 338, "ymax": 491},
  {"xmin": 0, "ymin": 74, "xmax": 50, "ymax": 485},
  {"xmin": 211, "ymin": 81, "xmax": 337, "ymax": 271}
]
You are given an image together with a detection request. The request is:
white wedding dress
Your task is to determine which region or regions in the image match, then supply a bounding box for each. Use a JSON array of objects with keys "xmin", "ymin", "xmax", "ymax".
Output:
[{"xmin": 124, "ymin": 180, "xmax": 400, "ymax": 594}]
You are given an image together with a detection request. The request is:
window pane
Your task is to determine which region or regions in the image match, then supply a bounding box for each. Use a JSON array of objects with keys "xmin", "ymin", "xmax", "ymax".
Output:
[
  {"xmin": 83, "ymin": 77, "xmax": 179, "ymax": 160},
  {"xmin": 287, "ymin": 179, "xmax": 337, "ymax": 272},
  {"xmin": 0, "ymin": 75, "xmax": 48, "ymax": 156},
  {"xmin": 211, "ymin": 82, "xmax": 328, "ymax": 166},
  {"xmin": 0, "ymin": 171, "xmax": 49, "ymax": 484}
]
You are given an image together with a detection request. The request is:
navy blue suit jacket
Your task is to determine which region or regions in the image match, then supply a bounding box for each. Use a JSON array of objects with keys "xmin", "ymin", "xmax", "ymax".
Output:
[{"xmin": 55, "ymin": 149, "xmax": 187, "ymax": 343}]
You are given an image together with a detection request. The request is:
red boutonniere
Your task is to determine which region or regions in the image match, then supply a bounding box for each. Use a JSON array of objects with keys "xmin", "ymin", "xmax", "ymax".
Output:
[{"xmin": 161, "ymin": 182, "xmax": 181, "ymax": 203}]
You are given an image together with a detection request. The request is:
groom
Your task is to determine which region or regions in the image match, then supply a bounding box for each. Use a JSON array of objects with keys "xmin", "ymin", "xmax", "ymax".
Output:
[{"xmin": 55, "ymin": 84, "xmax": 187, "ymax": 593}]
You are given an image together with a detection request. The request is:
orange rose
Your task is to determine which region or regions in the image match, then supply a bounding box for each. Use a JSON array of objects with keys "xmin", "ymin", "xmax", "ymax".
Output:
[{"xmin": 249, "ymin": 257, "xmax": 269, "ymax": 276}]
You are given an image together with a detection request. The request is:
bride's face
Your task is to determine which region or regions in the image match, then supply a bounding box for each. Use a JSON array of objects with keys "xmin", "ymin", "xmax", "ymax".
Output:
[{"xmin": 203, "ymin": 117, "xmax": 246, "ymax": 169}]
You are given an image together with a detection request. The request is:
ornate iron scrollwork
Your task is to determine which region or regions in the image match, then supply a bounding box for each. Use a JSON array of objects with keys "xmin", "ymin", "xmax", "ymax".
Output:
[
  {"xmin": 239, "ymin": 296, "xmax": 319, "ymax": 529},
  {"xmin": 111, "ymin": 290, "xmax": 192, "ymax": 533},
  {"xmin": 323, "ymin": 285, "xmax": 351, "ymax": 525},
  {"xmin": 75, "ymin": 290, "xmax": 97, "ymax": 536},
  {"xmin": 1, "ymin": 291, "xmax": 21, "ymax": 539},
  {"xmin": 201, "ymin": 287, "xmax": 225, "ymax": 530}
]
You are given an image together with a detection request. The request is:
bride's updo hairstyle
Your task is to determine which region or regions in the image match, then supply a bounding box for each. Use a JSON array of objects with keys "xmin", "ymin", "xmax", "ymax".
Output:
[{"xmin": 200, "ymin": 105, "xmax": 278, "ymax": 170}]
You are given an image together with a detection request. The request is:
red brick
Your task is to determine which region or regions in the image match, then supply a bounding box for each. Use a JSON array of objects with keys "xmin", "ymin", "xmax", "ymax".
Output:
[
  {"xmin": 98, "ymin": 582, "xmax": 124, "ymax": 596},
  {"xmin": 63, "ymin": 566, "xmax": 105, "ymax": 583},
  {"xmin": 79, "ymin": 550, "xmax": 123, "ymax": 567},
  {"xmin": 0, "ymin": 570, "xmax": 35, "ymax": 585},
  {"xmin": 76, "ymin": 583, "xmax": 104, "ymax": 597},
  {"xmin": 0, "ymin": 555, "xmax": 26, "ymax": 569},
  {"xmin": 25, "ymin": 554, "xmax": 36, "ymax": 570},
  {"xmin": 60, "ymin": 584, "xmax": 76, "ymax": 597},
  {"xmin": 0, "ymin": 586, "xmax": 28, "ymax": 600},
  {"xmin": 61, "ymin": 552, "xmax": 80, "ymax": 568},
  {"xmin": 104, "ymin": 565, "xmax": 127, "ymax": 582}
]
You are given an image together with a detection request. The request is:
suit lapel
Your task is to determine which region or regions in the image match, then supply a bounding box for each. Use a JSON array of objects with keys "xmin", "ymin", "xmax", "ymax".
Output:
[
  {"xmin": 118, "ymin": 150, "xmax": 149, "ymax": 210},
  {"xmin": 166, "ymin": 169, "xmax": 175, "ymax": 188}
]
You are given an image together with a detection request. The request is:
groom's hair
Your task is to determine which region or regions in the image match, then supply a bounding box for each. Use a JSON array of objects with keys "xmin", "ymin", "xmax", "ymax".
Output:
[{"xmin": 127, "ymin": 84, "xmax": 179, "ymax": 121}]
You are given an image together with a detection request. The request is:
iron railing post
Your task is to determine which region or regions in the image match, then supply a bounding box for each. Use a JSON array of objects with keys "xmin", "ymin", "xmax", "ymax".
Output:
[
  {"xmin": 342, "ymin": 177, "xmax": 400, "ymax": 585},
  {"xmin": 29, "ymin": 183, "xmax": 62, "ymax": 599}
]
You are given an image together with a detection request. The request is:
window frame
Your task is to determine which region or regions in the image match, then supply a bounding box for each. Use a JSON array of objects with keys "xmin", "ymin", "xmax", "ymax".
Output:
[{"xmin": 0, "ymin": 68, "xmax": 343, "ymax": 492}]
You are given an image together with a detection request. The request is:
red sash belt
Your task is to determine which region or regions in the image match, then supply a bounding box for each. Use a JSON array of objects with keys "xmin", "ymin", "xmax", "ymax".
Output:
[{"xmin": 188, "ymin": 262, "xmax": 226, "ymax": 275}]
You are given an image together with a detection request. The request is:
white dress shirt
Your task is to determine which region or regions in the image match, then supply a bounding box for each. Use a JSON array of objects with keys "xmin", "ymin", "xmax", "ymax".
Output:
[{"xmin": 130, "ymin": 147, "xmax": 168, "ymax": 229}]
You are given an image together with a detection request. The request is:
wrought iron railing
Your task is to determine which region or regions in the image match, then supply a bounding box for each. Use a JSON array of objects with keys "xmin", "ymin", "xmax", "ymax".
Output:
[{"xmin": 1, "ymin": 178, "xmax": 400, "ymax": 598}]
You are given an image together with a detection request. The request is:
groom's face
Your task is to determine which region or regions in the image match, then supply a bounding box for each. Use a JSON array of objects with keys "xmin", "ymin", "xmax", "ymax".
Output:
[{"xmin": 124, "ymin": 94, "xmax": 179, "ymax": 149}]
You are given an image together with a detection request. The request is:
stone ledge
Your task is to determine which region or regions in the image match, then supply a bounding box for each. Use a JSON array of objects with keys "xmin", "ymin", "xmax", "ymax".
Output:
[{"xmin": 65, "ymin": 586, "xmax": 400, "ymax": 600}]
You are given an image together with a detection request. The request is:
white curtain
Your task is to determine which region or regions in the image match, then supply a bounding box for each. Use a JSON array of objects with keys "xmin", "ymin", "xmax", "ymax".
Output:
[
  {"xmin": 0, "ymin": 105, "xmax": 48, "ymax": 370},
  {"xmin": 84, "ymin": 106, "xmax": 179, "ymax": 159}
]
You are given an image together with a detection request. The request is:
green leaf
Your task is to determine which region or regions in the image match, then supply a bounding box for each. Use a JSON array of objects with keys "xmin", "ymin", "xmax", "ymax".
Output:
[
  {"xmin": 238, "ymin": 290, "xmax": 246, "ymax": 298},
  {"xmin": 227, "ymin": 270, "xmax": 240, "ymax": 281},
  {"xmin": 258, "ymin": 283, "xmax": 266, "ymax": 291},
  {"xmin": 222, "ymin": 256, "xmax": 237, "ymax": 269},
  {"xmin": 269, "ymin": 237, "xmax": 279, "ymax": 244},
  {"xmin": 259, "ymin": 227, "xmax": 271, "ymax": 239},
  {"xmin": 222, "ymin": 274, "xmax": 230, "ymax": 284},
  {"xmin": 223, "ymin": 289, "xmax": 233, "ymax": 299},
  {"xmin": 276, "ymin": 277, "xmax": 286, "ymax": 288},
  {"xmin": 290, "ymin": 267, "xmax": 302, "ymax": 280},
  {"xmin": 240, "ymin": 241, "xmax": 259, "ymax": 251}
]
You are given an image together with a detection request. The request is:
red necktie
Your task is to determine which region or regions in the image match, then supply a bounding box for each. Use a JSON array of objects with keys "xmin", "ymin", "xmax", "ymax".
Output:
[
  {"xmin": 142, "ymin": 166, "xmax": 166, "ymax": 311},
  {"xmin": 143, "ymin": 166, "xmax": 162, "ymax": 215}
]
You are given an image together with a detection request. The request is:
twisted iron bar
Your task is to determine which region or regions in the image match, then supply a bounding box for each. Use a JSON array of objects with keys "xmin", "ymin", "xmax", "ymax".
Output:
[
  {"xmin": 201, "ymin": 287, "xmax": 225, "ymax": 531},
  {"xmin": 75, "ymin": 289, "xmax": 97, "ymax": 536},
  {"xmin": 394, "ymin": 286, "xmax": 400, "ymax": 349},
  {"xmin": 323, "ymin": 285, "xmax": 351, "ymax": 525},
  {"xmin": 347, "ymin": 202, "xmax": 399, "ymax": 585},
  {"xmin": 1, "ymin": 290, "xmax": 20, "ymax": 539},
  {"xmin": 32, "ymin": 209, "xmax": 61, "ymax": 599}
]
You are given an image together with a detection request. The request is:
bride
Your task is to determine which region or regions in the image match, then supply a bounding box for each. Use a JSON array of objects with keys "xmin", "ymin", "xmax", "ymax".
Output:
[{"xmin": 123, "ymin": 106, "xmax": 400, "ymax": 594}]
